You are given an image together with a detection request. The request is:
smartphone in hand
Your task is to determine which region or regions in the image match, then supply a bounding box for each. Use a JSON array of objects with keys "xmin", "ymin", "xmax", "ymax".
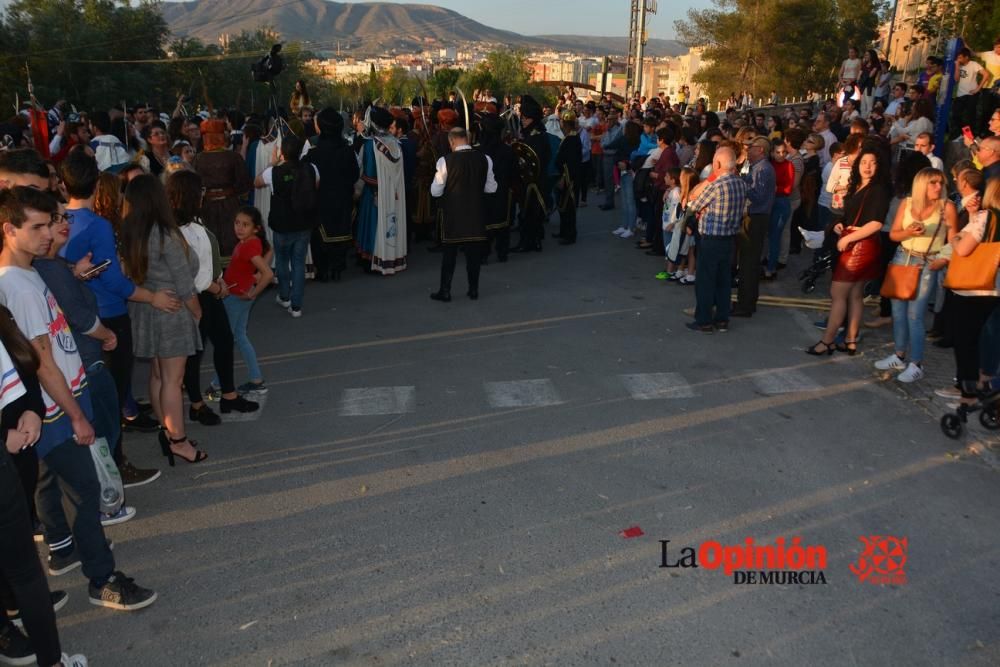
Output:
[{"xmin": 81, "ymin": 258, "xmax": 112, "ymax": 279}]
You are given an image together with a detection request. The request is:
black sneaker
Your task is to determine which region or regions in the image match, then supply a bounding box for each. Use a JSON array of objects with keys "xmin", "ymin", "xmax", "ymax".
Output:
[
  {"xmin": 121, "ymin": 412, "xmax": 160, "ymax": 433},
  {"xmin": 88, "ymin": 571, "xmax": 157, "ymax": 611},
  {"xmin": 188, "ymin": 403, "xmax": 221, "ymax": 426},
  {"xmin": 220, "ymin": 395, "xmax": 259, "ymax": 414},
  {"xmin": 7, "ymin": 590, "xmax": 68, "ymax": 627},
  {"xmin": 119, "ymin": 461, "xmax": 161, "ymax": 489},
  {"xmin": 0, "ymin": 623, "xmax": 33, "ymax": 666}
]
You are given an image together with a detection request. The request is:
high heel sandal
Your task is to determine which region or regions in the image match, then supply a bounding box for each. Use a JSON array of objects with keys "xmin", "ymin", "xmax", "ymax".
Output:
[
  {"xmin": 158, "ymin": 431, "xmax": 207, "ymax": 466},
  {"xmin": 805, "ymin": 340, "xmax": 835, "ymax": 356},
  {"xmin": 837, "ymin": 339, "xmax": 859, "ymax": 356}
]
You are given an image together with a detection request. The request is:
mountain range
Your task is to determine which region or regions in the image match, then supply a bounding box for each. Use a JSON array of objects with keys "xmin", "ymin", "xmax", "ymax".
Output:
[{"xmin": 160, "ymin": 0, "xmax": 686, "ymax": 57}]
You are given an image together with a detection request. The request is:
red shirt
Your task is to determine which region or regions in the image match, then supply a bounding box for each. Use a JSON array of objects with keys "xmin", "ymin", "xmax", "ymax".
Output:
[
  {"xmin": 223, "ymin": 237, "xmax": 262, "ymax": 296},
  {"xmin": 773, "ymin": 160, "xmax": 795, "ymax": 197}
]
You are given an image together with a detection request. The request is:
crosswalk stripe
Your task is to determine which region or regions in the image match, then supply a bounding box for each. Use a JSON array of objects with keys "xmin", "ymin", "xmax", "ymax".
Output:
[
  {"xmin": 752, "ymin": 369, "xmax": 821, "ymax": 395},
  {"xmin": 485, "ymin": 379, "xmax": 563, "ymax": 408},
  {"xmin": 620, "ymin": 373, "xmax": 695, "ymax": 400},
  {"xmin": 339, "ymin": 386, "xmax": 416, "ymax": 416}
]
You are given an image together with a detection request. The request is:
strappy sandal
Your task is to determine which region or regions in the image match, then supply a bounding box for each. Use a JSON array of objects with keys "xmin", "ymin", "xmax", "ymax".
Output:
[{"xmin": 806, "ymin": 340, "xmax": 835, "ymax": 356}]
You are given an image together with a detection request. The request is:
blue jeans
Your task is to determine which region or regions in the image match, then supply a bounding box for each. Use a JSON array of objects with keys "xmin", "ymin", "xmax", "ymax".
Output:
[
  {"xmin": 890, "ymin": 253, "xmax": 935, "ymax": 364},
  {"xmin": 222, "ymin": 296, "xmax": 262, "ymax": 383},
  {"xmin": 695, "ymin": 235, "xmax": 735, "ymax": 325},
  {"xmin": 767, "ymin": 196, "xmax": 791, "ymax": 273},
  {"xmin": 272, "ymin": 229, "xmax": 310, "ymax": 309},
  {"xmin": 620, "ymin": 171, "xmax": 636, "ymax": 231},
  {"xmin": 85, "ymin": 363, "xmax": 120, "ymax": 456}
]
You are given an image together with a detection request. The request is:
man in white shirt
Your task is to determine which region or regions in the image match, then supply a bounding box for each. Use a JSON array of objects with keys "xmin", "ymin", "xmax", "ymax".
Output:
[
  {"xmin": 954, "ymin": 47, "xmax": 993, "ymax": 133},
  {"xmin": 913, "ymin": 132, "xmax": 944, "ymax": 170},
  {"xmin": 884, "ymin": 82, "xmax": 907, "ymax": 119},
  {"xmin": 812, "ymin": 112, "xmax": 838, "ymax": 167}
]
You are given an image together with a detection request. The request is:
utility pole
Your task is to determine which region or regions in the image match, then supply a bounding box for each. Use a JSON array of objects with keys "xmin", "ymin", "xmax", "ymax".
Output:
[{"xmin": 625, "ymin": 0, "xmax": 657, "ymax": 100}]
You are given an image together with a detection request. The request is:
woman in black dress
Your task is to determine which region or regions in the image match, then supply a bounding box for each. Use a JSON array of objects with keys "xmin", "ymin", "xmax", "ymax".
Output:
[{"xmin": 808, "ymin": 147, "xmax": 891, "ymax": 356}]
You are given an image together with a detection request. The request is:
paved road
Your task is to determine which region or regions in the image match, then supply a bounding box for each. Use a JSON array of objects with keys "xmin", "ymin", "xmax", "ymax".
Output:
[{"xmin": 54, "ymin": 205, "xmax": 1000, "ymax": 666}]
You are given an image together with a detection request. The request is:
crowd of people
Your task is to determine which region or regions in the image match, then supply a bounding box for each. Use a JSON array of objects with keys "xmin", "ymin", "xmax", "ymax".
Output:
[{"xmin": 0, "ymin": 35, "xmax": 999, "ymax": 665}]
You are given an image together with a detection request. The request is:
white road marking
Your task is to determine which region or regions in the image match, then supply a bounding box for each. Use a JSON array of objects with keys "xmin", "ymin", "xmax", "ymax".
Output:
[
  {"xmin": 339, "ymin": 386, "xmax": 416, "ymax": 416},
  {"xmin": 485, "ymin": 379, "xmax": 563, "ymax": 408},
  {"xmin": 620, "ymin": 373, "xmax": 696, "ymax": 400},
  {"xmin": 752, "ymin": 369, "xmax": 821, "ymax": 395}
]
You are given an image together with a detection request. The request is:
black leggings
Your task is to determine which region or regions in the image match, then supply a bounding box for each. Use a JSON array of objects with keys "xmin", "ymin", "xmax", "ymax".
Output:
[
  {"xmin": 103, "ymin": 313, "xmax": 133, "ymax": 465},
  {"xmin": 184, "ymin": 292, "xmax": 236, "ymax": 402},
  {"xmin": 0, "ymin": 454, "xmax": 61, "ymax": 666},
  {"xmin": 951, "ymin": 294, "xmax": 1000, "ymax": 396}
]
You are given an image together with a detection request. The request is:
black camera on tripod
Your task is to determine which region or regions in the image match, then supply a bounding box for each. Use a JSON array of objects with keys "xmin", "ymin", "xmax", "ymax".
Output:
[{"xmin": 251, "ymin": 44, "xmax": 284, "ymax": 83}]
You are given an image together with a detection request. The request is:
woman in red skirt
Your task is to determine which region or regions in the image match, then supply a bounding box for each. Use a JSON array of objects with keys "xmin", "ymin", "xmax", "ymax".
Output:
[{"xmin": 808, "ymin": 147, "xmax": 891, "ymax": 355}]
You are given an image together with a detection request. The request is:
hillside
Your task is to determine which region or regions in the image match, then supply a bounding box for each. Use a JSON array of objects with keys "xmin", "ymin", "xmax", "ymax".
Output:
[{"xmin": 161, "ymin": 0, "xmax": 686, "ymax": 57}]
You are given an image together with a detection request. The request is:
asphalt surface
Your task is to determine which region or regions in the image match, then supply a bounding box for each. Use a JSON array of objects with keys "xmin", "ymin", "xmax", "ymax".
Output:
[{"xmin": 51, "ymin": 202, "xmax": 1000, "ymax": 666}]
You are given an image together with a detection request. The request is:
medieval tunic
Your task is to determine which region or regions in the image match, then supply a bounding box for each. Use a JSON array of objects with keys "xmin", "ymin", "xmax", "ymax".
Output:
[
  {"xmin": 356, "ymin": 134, "xmax": 407, "ymax": 274},
  {"xmin": 305, "ymin": 134, "xmax": 360, "ymax": 276},
  {"xmin": 192, "ymin": 149, "xmax": 252, "ymax": 257}
]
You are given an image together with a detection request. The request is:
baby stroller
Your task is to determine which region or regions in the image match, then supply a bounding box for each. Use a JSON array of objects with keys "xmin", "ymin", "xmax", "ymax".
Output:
[
  {"xmin": 798, "ymin": 227, "xmax": 831, "ymax": 294},
  {"xmin": 940, "ymin": 387, "xmax": 1000, "ymax": 439}
]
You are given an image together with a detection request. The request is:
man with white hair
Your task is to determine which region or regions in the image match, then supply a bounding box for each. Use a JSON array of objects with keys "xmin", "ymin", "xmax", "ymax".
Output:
[{"xmin": 684, "ymin": 147, "xmax": 748, "ymax": 333}]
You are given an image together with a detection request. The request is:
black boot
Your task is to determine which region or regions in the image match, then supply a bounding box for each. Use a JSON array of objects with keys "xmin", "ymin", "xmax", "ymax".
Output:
[{"xmin": 430, "ymin": 289, "xmax": 451, "ymax": 302}]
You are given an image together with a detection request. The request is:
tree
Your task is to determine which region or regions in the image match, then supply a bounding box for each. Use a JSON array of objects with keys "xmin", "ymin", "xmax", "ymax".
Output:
[
  {"xmin": 675, "ymin": 0, "xmax": 886, "ymax": 102},
  {"xmin": 428, "ymin": 67, "xmax": 461, "ymax": 99},
  {"xmin": 910, "ymin": 0, "xmax": 1000, "ymax": 53}
]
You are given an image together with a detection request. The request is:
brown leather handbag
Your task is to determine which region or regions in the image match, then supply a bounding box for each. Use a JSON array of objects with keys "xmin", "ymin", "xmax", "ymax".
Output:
[
  {"xmin": 944, "ymin": 211, "xmax": 1000, "ymax": 291},
  {"xmin": 880, "ymin": 214, "xmax": 944, "ymax": 301}
]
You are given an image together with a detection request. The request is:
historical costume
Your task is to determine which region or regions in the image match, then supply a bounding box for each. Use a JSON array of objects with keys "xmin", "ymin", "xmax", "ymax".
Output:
[
  {"xmin": 411, "ymin": 103, "xmax": 438, "ymax": 237},
  {"xmin": 511, "ymin": 95, "xmax": 551, "ymax": 252},
  {"xmin": 553, "ymin": 111, "xmax": 583, "ymax": 244},
  {"xmin": 429, "ymin": 129, "xmax": 497, "ymax": 301},
  {"xmin": 477, "ymin": 113, "xmax": 515, "ymax": 262},
  {"xmin": 192, "ymin": 119, "xmax": 252, "ymax": 257},
  {"xmin": 305, "ymin": 108, "xmax": 360, "ymax": 282},
  {"xmin": 355, "ymin": 106, "xmax": 407, "ymax": 275}
]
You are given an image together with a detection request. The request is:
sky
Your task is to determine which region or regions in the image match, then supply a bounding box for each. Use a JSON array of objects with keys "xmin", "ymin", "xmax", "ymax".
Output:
[{"xmin": 0, "ymin": 0, "xmax": 717, "ymax": 38}]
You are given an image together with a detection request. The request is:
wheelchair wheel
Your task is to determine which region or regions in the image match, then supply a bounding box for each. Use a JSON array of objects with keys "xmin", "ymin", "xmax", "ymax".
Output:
[
  {"xmin": 941, "ymin": 413, "xmax": 963, "ymax": 439},
  {"xmin": 979, "ymin": 407, "xmax": 1000, "ymax": 431}
]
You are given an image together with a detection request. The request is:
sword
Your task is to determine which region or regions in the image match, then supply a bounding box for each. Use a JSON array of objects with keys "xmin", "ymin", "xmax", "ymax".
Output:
[{"xmin": 454, "ymin": 85, "xmax": 470, "ymax": 134}]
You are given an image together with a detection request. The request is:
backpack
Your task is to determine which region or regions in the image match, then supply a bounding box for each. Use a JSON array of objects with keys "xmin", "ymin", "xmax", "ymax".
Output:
[{"xmin": 291, "ymin": 162, "xmax": 318, "ymax": 216}]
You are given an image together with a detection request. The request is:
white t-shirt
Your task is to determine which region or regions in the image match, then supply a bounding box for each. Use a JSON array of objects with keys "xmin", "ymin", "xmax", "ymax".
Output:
[
  {"xmin": 0, "ymin": 266, "xmax": 87, "ymax": 426},
  {"xmin": 841, "ymin": 58, "xmax": 861, "ymax": 82},
  {"xmin": 957, "ymin": 60, "xmax": 985, "ymax": 97},
  {"xmin": 179, "ymin": 220, "xmax": 215, "ymax": 291},
  {"xmin": 0, "ymin": 342, "xmax": 26, "ymax": 412},
  {"xmin": 982, "ymin": 50, "xmax": 1000, "ymax": 84}
]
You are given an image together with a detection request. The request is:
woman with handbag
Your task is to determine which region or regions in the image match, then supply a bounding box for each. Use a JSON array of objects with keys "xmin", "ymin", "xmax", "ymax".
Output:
[
  {"xmin": 942, "ymin": 179, "xmax": 1000, "ymax": 404},
  {"xmin": 873, "ymin": 168, "xmax": 957, "ymax": 382},
  {"xmin": 808, "ymin": 148, "xmax": 891, "ymax": 356}
]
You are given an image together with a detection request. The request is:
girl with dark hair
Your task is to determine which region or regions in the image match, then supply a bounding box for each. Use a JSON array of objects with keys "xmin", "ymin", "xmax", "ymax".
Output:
[
  {"xmin": 219, "ymin": 206, "xmax": 273, "ymax": 396},
  {"xmin": 290, "ymin": 79, "xmax": 311, "ymax": 115},
  {"xmin": 611, "ymin": 121, "xmax": 642, "ymax": 239},
  {"xmin": 808, "ymin": 148, "xmax": 891, "ymax": 356},
  {"xmin": 120, "ymin": 175, "xmax": 205, "ymax": 465},
  {"xmin": 168, "ymin": 171, "xmax": 258, "ymax": 427}
]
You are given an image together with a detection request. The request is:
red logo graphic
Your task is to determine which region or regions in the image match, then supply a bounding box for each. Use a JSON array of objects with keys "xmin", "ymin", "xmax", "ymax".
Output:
[{"xmin": 850, "ymin": 536, "xmax": 908, "ymax": 585}]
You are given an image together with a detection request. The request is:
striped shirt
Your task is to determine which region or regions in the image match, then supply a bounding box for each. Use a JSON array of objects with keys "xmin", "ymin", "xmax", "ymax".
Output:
[{"xmin": 688, "ymin": 173, "xmax": 748, "ymax": 237}]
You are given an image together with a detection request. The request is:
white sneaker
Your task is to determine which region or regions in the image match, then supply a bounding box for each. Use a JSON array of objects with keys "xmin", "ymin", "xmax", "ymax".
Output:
[
  {"xmin": 620, "ymin": 229, "xmax": 634, "ymax": 239},
  {"xmin": 62, "ymin": 654, "xmax": 88, "ymax": 667},
  {"xmin": 100, "ymin": 506, "xmax": 135, "ymax": 527},
  {"xmin": 679, "ymin": 274, "xmax": 696, "ymax": 285},
  {"xmin": 874, "ymin": 353, "xmax": 906, "ymax": 371},
  {"xmin": 612, "ymin": 227, "xmax": 626, "ymax": 236},
  {"xmin": 275, "ymin": 294, "xmax": 291, "ymax": 308},
  {"xmin": 896, "ymin": 363, "xmax": 924, "ymax": 383},
  {"xmin": 288, "ymin": 306, "xmax": 302, "ymax": 318},
  {"xmin": 671, "ymin": 269, "xmax": 687, "ymax": 281}
]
